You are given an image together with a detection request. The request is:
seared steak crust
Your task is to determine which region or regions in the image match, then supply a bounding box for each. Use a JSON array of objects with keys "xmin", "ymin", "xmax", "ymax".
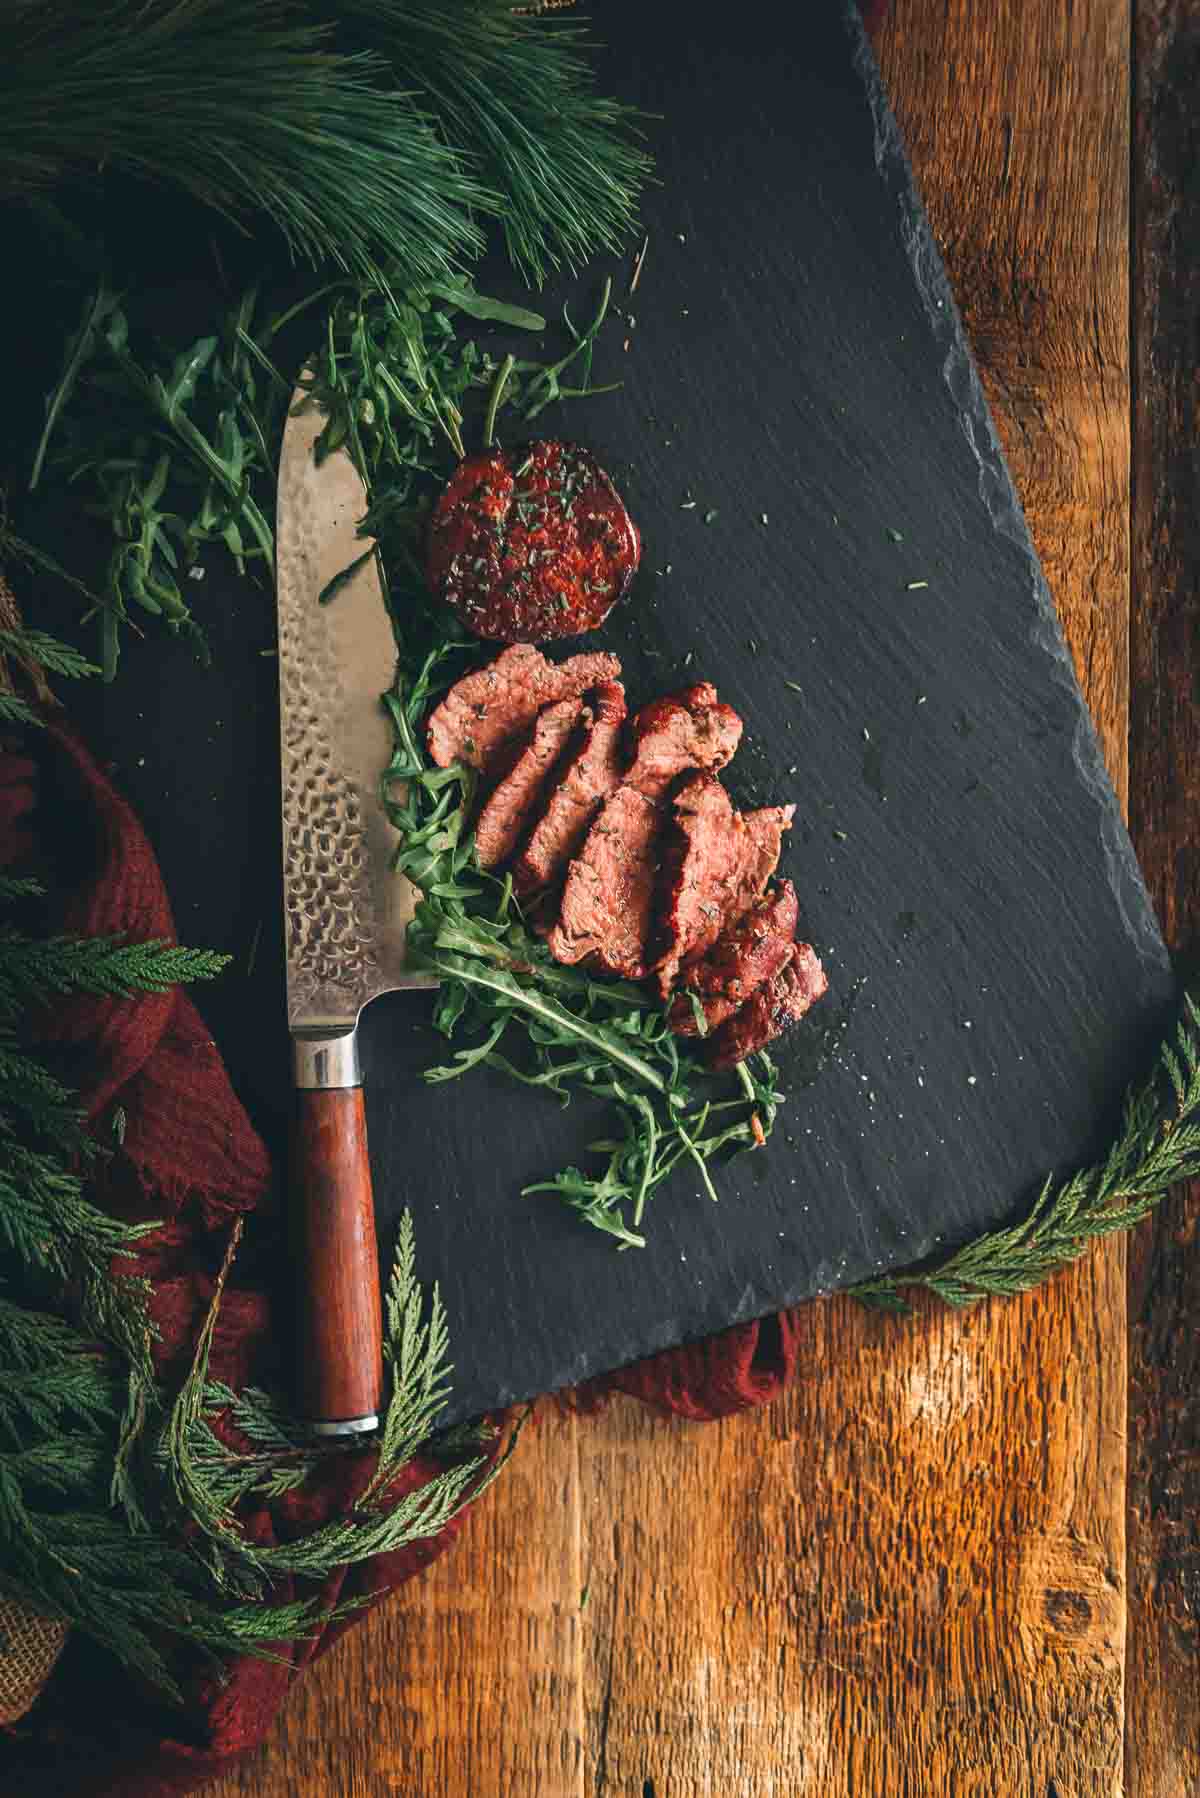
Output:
[
  {"xmin": 651, "ymin": 775, "xmax": 794, "ymax": 998},
  {"xmin": 473, "ymin": 695, "xmax": 584, "ymax": 870},
  {"xmin": 513, "ymin": 681, "xmax": 627, "ymax": 894},
  {"xmin": 426, "ymin": 644, "xmax": 621, "ymax": 772},
  {"xmin": 669, "ymin": 881, "xmax": 800, "ymax": 1036},
  {"xmin": 708, "ymin": 942, "xmax": 829, "ymax": 1070}
]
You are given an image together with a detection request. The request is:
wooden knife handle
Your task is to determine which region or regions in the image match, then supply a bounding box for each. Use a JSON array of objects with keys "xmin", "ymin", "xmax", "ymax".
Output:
[{"xmin": 292, "ymin": 1084, "xmax": 383, "ymax": 1435}]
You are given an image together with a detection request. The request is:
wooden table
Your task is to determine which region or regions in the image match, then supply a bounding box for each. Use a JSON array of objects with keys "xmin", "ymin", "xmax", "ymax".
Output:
[{"xmin": 211, "ymin": 3, "xmax": 1200, "ymax": 1791}]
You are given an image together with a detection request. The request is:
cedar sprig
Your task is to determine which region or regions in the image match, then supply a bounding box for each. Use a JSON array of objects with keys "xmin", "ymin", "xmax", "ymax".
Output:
[
  {"xmin": 0, "ymin": 581, "xmax": 503, "ymax": 1694},
  {"xmin": 0, "ymin": 931, "xmax": 231, "ymax": 1008},
  {"xmin": 161, "ymin": 1211, "xmax": 497, "ymax": 1588},
  {"xmin": 853, "ymin": 994, "xmax": 1200, "ymax": 1311}
]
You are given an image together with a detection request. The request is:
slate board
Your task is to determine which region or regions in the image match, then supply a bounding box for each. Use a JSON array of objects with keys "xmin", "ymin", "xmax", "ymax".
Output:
[{"xmin": 7, "ymin": 2, "xmax": 1175, "ymax": 1424}]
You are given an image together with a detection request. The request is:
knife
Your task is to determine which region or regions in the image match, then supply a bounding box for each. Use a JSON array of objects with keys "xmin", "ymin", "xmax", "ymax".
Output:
[{"xmin": 275, "ymin": 385, "xmax": 435, "ymax": 1437}]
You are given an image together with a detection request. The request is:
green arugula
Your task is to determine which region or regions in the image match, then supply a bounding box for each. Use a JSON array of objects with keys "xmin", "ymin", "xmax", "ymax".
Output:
[
  {"xmin": 379, "ymin": 619, "xmax": 782, "ymax": 1249},
  {"xmin": 30, "ymin": 269, "xmax": 625, "ymax": 678}
]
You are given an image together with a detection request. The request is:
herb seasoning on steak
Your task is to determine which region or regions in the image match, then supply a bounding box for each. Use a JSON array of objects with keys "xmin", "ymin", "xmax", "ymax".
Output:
[
  {"xmin": 548, "ymin": 684, "xmax": 744, "ymax": 978},
  {"xmin": 427, "ymin": 440, "xmax": 641, "ymax": 642},
  {"xmin": 669, "ymin": 881, "xmax": 800, "ymax": 1036},
  {"xmin": 473, "ymin": 695, "xmax": 584, "ymax": 869},
  {"xmin": 623, "ymin": 682, "xmax": 743, "ymax": 800},
  {"xmin": 707, "ymin": 942, "xmax": 828, "ymax": 1070},
  {"xmin": 651, "ymin": 774, "xmax": 795, "ymax": 998},
  {"xmin": 426, "ymin": 643, "xmax": 621, "ymax": 772},
  {"xmin": 513, "ymin": 681, "xmax": 627, "ymax": 895},
  {"xmin": 546, "ymin": 786, "xmax": 662, "ymax": 977}
]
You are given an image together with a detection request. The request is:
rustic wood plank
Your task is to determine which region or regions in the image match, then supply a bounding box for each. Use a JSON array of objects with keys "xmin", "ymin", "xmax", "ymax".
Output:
[
  {"xmin": 581, "ymin": 1278, "xmax": 1127, "ymax": 1797},
  {"xmin": 578, "ymin": 8, "xmax": 1132, "ymax": 1790},
  {"xmin": 208, "ymin": 3, "xmax": 1133, "ymax": 1792},
  {"xmin": 1126, "ymin": 3, "xmax": 1200, "ymax": 1793},
  {"xmin": 212, "ymin": 1410, "xmax": 586, "ymax": 1797},
  {"xmin": 877, "ymin": 0, "xmax": 1131, "ymax": 807}
]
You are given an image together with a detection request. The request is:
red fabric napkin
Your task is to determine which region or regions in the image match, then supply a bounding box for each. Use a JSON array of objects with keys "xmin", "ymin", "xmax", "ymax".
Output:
[{"xmin": 0, "ymin": 715, "xmax": 809, "ymax": 1796}]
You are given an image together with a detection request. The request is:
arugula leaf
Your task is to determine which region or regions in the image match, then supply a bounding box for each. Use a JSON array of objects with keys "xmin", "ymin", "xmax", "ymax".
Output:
[{"xmin": 379, "ymin": 596, "xmax": 784, "ymax": 1248}]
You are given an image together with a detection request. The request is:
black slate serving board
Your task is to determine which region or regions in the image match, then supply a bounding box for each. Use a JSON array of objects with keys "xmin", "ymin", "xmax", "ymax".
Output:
[{"xmin": 12, "ymin": 3, "xmax": 1175, "ymax": 1423}]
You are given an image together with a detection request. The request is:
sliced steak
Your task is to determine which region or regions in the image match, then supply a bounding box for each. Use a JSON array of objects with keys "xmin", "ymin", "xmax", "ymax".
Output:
[
  {"xmin": 651, "ymin": 774, "xmax": 795, "ymax": 998},
  {"xmin": 473, "ymin": 695, "xmax": 585, "ymax": 870},
  {"xmin": 426, "ymin": 643, "xmax": 621, "ymax": 772},
  {"xmin": 545, "ymin": 787, "xmax": 663, "ymax": 977},
  {"xmin": 547, "ymin": 684, "xmax": 745, "ymax": 978},
  {"xmin": 707, "ymin": 943, "xmax": 828, "ymax": 1071},
  {"xmin": 624, "ymin": 682, "xmax": 743, "ymax": 799},
  {"xmin": 669, "ymin": 881, "xmax": 800, "ymax": 1036},
  {"xmin": 426, "ymin": 441, "xmax": 641, "ymax": 642},
  {"xmin": 513, "ymin": 681, "xmax": 627, "ymax": 895}
]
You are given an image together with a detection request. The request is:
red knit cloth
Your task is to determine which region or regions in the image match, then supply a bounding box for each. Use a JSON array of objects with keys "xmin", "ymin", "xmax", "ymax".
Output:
[{"xmin": 0, "ymin": 713, "xmax": 810, "ymax": 1796}]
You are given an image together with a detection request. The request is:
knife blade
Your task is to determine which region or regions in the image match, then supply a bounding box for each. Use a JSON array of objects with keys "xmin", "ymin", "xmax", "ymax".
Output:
[{"xmin": 276, "ymin": 384, "xmax": 435, "ymax": 1436}]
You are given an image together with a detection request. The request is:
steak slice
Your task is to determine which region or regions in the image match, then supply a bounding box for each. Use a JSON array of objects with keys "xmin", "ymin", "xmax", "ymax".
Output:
[
  {"xmin": 546, "ymin": 684, "xmax": 745, "ymax": 978},
  {"xmin": 707, "ymin": 943, "xmax": 828, "ymax": 1071},
  {"xmin": 426, "ymin": 643, "xmax": 621, "ymax": 772},
  {"xmin": 513, "ymin": 681, "xmax": 627, "ymax": 895},
  {"xmin": 426, "ymin": 441, "xmax": 641, "ymax": 642},
  {"xmin": 669, "ymin": 881, "xmax": 800, "ymax": 1036},
  {"xmin": 473, "ymin": 695, "xmax": 585, "ymax": 870},
  {"xmin": 545, "ymin": 787, "xmax": 662, "ymax": 977},
  {"xmin": 651, "ymin": 774, "xmax": 795, "ymax": 999},
  {"xmin": 624, "ymin": 682, "xmax": 743, "ymax": 799}
]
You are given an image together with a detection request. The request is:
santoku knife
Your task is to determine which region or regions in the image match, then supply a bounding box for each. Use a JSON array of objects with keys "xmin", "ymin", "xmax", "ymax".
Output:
[{"xmin": 275, "ymin": 385, "xmax": 434, "ymax": 1436}]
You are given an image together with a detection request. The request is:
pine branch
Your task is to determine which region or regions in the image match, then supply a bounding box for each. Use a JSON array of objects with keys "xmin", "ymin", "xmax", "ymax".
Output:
[
  {"xmin": 2, "ymin": 1, "xmax": 490, "ymax": 289},
  {"xmin": 852, "ymin": 994, "xmax": 1200, "ymax": 1312},
  {"xmin": 341, "ymin": 0, "xmax": 650, "ymax": 284}
]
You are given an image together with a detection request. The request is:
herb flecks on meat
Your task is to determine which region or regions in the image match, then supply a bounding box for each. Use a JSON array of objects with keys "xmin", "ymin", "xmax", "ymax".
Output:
[
  {"xmin": 404, "ymin": 640, "xmax": 827, "ymax": 1245},
  {"xmin": 426, "ymin": 643, "xmax": 619, "ymax": 771}
]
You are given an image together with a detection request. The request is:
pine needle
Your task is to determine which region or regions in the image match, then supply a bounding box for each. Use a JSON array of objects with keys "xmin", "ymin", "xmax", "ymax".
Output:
[
  {"xmin": 1, "ymin": 2, "xmax": 648, "ymax": 289},
  {"xmin": 1, "ymin": 1, "xmax": 489, "ymax": 288},
  {"xmin": 342, "ymin": 0, "xmax": 651, "ymax": 285}
]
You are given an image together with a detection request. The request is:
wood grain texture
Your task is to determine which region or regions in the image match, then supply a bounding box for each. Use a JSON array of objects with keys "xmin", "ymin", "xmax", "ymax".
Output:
[
  {"xmin": 1127, "ymin": 3, "xmax": 1200, "ymax": 1793},
  {"xmin": 294, "ymin": 1085, "xmax": 383, "ymax": 1427},
  {"xmin": 209, "ymin": 2, "xmax": 1137, "ymax": 1792}
]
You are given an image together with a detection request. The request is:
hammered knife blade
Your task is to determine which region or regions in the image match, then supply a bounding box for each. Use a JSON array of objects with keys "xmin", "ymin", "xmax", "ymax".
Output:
[{"xmin": 276, "ymin": 385, "xmax": 435, "ymax": 1436}]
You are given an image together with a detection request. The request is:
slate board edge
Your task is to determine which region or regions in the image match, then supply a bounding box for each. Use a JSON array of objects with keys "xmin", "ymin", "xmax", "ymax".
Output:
[{"xmin": 848, "ymin": 4, "xmax": 1170, "ymax": 980}]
